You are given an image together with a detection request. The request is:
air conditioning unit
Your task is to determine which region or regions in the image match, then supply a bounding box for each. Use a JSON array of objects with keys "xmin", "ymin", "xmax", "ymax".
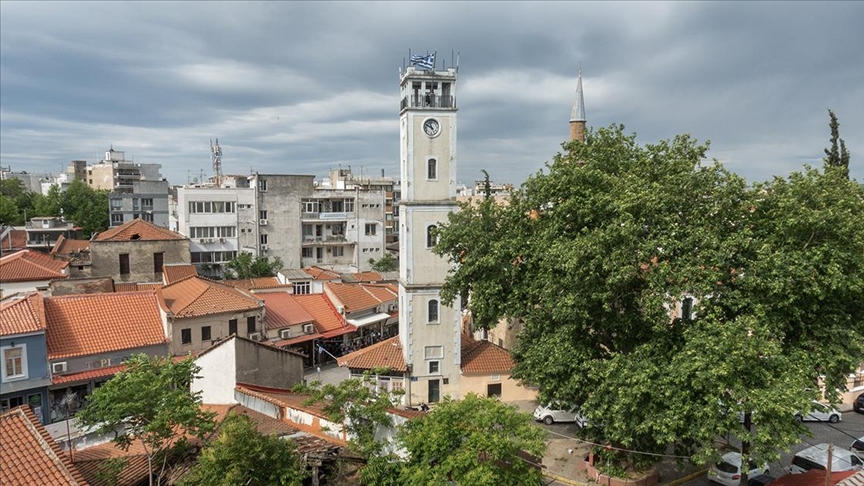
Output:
[
  {"xmin": 52, "ymin": 362, "xmax": 67, "ymax": 374},
  {"xmin": 375, "ymin": 306, "xmax": 381, "ymax": 313},
  {"xmin": 303, "ymin": 323, "xmax": 314, "ymax": 334},
  {"xmin": 280, "ymin": 329, "xmax": 292, "ymax": 339},
  {"xmin": 260, "ymin": 244, "xmax": 268, "ymax": 251},
  {"xmin": 199, "ymin": 239, "xmax": 206, "ymax": 244},
  {"xmin": 248, "ymin": 332, "xmax": 262, "ymax": 341},
  {"xmin": 388, "ymin": 304, "xmax": 397, "ymax": 312},
  {"xmin": 259, "ymin": 219, "xmax": 268, "ymax": 226},
  {"xmin": 207, "ymin": 238, "xmax": 215, "ymax": 243},
  {"xmin": 219, "ymin": 238, "xmax": 226, "ymax": 243}
]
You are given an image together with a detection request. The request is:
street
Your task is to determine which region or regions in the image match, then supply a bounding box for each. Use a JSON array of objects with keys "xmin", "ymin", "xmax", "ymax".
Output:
[{"xmin": 687, "ymin": 411, "xmax": 864, "ymax": 485}]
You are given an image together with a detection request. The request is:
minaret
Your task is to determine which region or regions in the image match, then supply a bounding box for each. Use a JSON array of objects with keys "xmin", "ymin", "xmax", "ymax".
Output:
[
  {"xmin": 569, "ymin": 66, "xmax": 586, "ymax": 143},
  {"xmin": 398, "ymin": 54, "xmax": 461, "ymax": 406}
]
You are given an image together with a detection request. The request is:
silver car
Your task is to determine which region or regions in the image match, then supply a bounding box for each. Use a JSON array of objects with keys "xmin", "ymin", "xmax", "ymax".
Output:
[
  {"xmin": 533, "ymin": 402, "xmax": 588, "ymax": 426},
  {"xmin": 796, "ymin": 401, "xmax": 842, "ymax": 423}
]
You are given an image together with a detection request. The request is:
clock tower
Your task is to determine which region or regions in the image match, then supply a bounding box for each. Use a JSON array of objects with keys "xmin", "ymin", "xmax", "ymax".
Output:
[{"xmin": 398, "ymin": 57, "xmax": 461, "ymax": 406}]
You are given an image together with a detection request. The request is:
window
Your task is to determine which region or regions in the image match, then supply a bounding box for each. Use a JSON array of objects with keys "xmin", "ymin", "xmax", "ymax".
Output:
[
  {"xmin": 345, "ymin": 199, "xmax": 355, "ymax": 212},
  {"xmin": 142, "ymin": 213, "xmax": 153, "ymax": 223},
  {"xmin": 429, "ymin": 361, "xmax": 440, "ymax": 374},
  {"xmin": 487, "ymin": 383, "xmax": 502, "ymax": 398},
  {"xmin": 247, "ymin": 316, "xmax": 256, "ymax": 334},
  {"xmin": 141, "ymin": 198, "xmax": 153, "ymax": 210},
  {"xmin": 181, "ymin": 329, "xmax": 192, "ymax": 345},
  {"xmin": 333, "ymin": 246, "xmax": 344, "ymax": 257},
  {"xmin": 426, "ymin": 225, "xmax": 438, "ymax": 248},
  {"xmin": 1, "ymin": 396, "xmax": 24, "ymax": 412},
  {"xmin": 228, "ymin": 319, "xmax": 238, "ymax": 336},
  {"xmin": 2, "ymin": 345, "xmax": 27, "ymax": 381},
  {"xmin": 424, "ymin": 345, "xmax": 444, "ymax": 359},
  {"xmin": 293, "ymin": 281, "xmax": 311, "ymax": 295},
  {"xmin": 260, "ymin": 234, "xmax": 268, "ymax": 245},
  {"xmin": 427, "ymin": 158, "xmax": 437, "ymax": 179},
  {"xmin": 201, "ymin": 326, "xmax": 211, "ymax": 341},
  {"xmin": 110, "ymin": 199, "xmax": 123, "ymax": 210},
  {"xmin": 119, "ymin": 254, "xmax": 130, "ymax": 275},
  {"xmin": 302, "ymin": 200, "xmax": 319, "ymax": 214},
  {"xmin": 302, "ymin": 248, "xmax": 314, "ymax": 258},
  {"xmin": 365, "ymin": 223, "xmax": 377, "ymax": 236},
  {"xmin": 188, "ymin": 201, "xmax": 235, "ymax": 214},
  {"xmin": 332, "ymin": 200, "xmax": 344, "ymax": 212},
  {"xmin": 428, "ymin": 379, "xmax": 440, "ymax": 403},
  {"xmin": 427, "ymin": 299, "xmax": 439, "ymax": 323},
  {"xmin": 153, "ymin": 252, "xmax": 164, "ymax": 275},
  {"xmin": 111, "ymin": 214, "xmax": 124, "ymax": 225},
  {"xmin": 681, "ymin": 297, "xmax": 694, "ymax": 321},
  {"xmin": 259, "ymin": 210, "xmax": 268, "ymax": 220},
  {"xmin": 258, "ymin": 179, "xmax": 268, "ymax": 192},
  {"xmin": 132, "ymin": 198, "xmax": 140, "ymax": 210}
]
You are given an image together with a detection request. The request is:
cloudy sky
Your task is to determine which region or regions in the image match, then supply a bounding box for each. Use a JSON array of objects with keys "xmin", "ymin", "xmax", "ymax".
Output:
[{"xmin": 1, "ymin": 2, "xmax": 862, "ymax": 188}]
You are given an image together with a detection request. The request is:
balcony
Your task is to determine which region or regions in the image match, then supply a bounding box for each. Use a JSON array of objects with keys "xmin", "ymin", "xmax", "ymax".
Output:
[
  {"xmin": 400, "ymin": 94, "xmax": 455, "ymax": 111},
  {"xmin": 301, "ymin": 211, "xmax": 351, "ymax": 221}
]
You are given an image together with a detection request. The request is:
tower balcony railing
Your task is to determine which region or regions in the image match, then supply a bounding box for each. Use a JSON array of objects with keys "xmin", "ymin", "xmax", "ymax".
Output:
[{"xmin": 400, "ymin": 95, "xmax": 455, "ymax": 111}]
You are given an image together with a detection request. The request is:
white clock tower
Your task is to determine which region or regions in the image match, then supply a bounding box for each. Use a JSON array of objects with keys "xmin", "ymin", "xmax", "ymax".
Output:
[{"xmin": 398, "ymin": 57, "xmax": 461, "ymax": 406}]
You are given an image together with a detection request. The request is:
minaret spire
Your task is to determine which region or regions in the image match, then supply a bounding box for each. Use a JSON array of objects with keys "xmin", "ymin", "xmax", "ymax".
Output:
[{"xmin": 569, "ymin": 64, "xmax": 586, "ymax": 142}]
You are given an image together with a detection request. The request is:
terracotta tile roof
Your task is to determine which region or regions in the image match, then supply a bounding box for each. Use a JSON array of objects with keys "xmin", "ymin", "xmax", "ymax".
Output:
[
  {"xmin": 93, "ymin": 218, "xmax": 186, "ymax": 242},
  {"xmin": 162, "ymin": 264, "xmax": 197, "ymax": 284},
  {"xmin": 337, "ymin": 336, "xmax": 406, "ymax": 372},
  {"xmin": 0, "ymin": 406, "xmax": 89, "ymax": 485},
  {"xmin": 222, "ymin": 277, "xmax": 289, "ymax": 291},
  {"xmin": 52, "ymin": 364, "xmax": 127, "ymax": 385},
  {"xmin": 161, "ymin": 276, "xmax": 262, "ymax": 318},
  {"xmin": 292, "ymin": 294, "xmax": 354, "ymax": 334},
  {"xmin": 44, "ymin": 290, "xmax": 167, "ymax": 360},
  {"xmin": 0, "ymin": 249, "xmax": 68, "ymax": 282},
  {"xmin": 0, "ymin": 228, "xmax": 27, "ymax": 250},
  {"xmin": 52, "ymin": 235, "xmax": 91, "ymax": 255},
  {"xmin": 205, "ymin": 404, "xmax": 300, "ymax": 438},
  {"xmin": 302, "ymin": 266, "xmax": 341, "ymax": 280},
  {"xmin": 325, "ymin": 282, "xmax": 397, "ymax": 313},
  {"xmin": 258, "ymin": 292, "xmax": 314, "ymax": 330},
  {"xmin": 75, "ymin": 454, "xmax": 148, "ymax": 486},
  {"xmin": 350, "ymin": 271, "xmax": 382, "ymax": 282},
  {"xmin": 0, "ymin": 292, "xmax": 45, "ymax": 336},
  {"xmin": 460, "ymin": 335, "xmax": 514, "ymax": 374},
  {"xmin": 113, "ymin": 283, "xmax": 140, "ymax": 292}
]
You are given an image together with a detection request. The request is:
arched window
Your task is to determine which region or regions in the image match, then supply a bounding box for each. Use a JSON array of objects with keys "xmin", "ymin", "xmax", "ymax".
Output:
[
  {"xmin": 427, "ymin": 158, "xmax": 437, "ymax": 179},
  {"xmin": 428, "ymin": 299, "xmax": 439, "ymax": 323},
  {"xmin": 426, "ymin": 225, "xmax": 438, "ymax": 248}
]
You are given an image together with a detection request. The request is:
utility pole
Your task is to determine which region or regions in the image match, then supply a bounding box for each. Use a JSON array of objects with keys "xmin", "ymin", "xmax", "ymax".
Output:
[{"xmin": 825, "ymin": 444, "xmax": 833, "ymax": 486}]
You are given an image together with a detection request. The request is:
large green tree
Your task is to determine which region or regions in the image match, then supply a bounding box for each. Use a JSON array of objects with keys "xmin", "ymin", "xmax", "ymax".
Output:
[
  {"xmin": 823, "ymin": 109, "xmax": 850, "ymax": 180},
  {"xmin": 76, "ymin": 354, "xmax": 217, "ymax": 486},
  {"xmin": 369, "ymin": 252, "xmax": 398, "ymax": 272},
  {"xmin": 434, "ymin": 124, "xmax": 864, "ymax": 477},
  {"xmin": 180, "ymin": 412, "xmax": 307, "ymax": 486},
  {"xmin": 224, "ymin": 252, "xmax": 284, "ymax": 279},
  {"xmin": 398, "ymin": 393, "xmax": 546, "ymax": 486},
  {"xmin": 61, "ymin": 179, "xmax": 109, "ymax": 238}
]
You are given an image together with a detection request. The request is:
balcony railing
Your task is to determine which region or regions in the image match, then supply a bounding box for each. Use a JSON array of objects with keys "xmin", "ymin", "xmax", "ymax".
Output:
[{"xmin": 400, "ymin": 94, "xmax": 455, "ymax": 111}]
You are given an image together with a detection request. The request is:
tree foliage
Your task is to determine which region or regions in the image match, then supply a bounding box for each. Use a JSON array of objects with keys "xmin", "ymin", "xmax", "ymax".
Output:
[
  {"xmin": 224, "ymin": 252, "xmax": 284, "ymax": 279},
  {"xmin": 823, "ymin": 109, "xmax": 850, "ymax": 180},
  {"xmin": 60, "ymin": 180, "xmax": 109, "ymax": 238},
  {"xmin": 369, "ymin": 252, "xmax": 398, "ymax": 272},
  {"xmin": 398, "ymin": 393, "xmax": 546, "ymax": 486},
  {"xmin": 180, "ymin": 412, "xmax": 307, "ymax": 486},
  {"xmin": 76, "ymin": 354, "xmax": 217, "ymax": 486},
  {"xmin": 434, "ymin": 124, "xmax": 864, "ymax": 470}
]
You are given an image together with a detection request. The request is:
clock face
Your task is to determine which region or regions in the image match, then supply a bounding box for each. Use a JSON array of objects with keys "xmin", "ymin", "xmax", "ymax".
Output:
[{"xmin": 423, "ymin": 118, "xmax": 441, "ymax": 137}]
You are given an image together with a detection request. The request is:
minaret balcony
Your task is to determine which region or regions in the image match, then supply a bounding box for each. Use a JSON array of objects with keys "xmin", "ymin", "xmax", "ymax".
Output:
[{"xmin": 401, "ymin": 94, "xmax": 455, "ymax": 111}]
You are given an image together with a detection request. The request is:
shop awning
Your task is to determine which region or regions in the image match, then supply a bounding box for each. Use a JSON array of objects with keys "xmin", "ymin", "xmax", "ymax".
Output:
[{"xmin": 347, "ymin": 313, "xmax": 391, "ymax": 328}]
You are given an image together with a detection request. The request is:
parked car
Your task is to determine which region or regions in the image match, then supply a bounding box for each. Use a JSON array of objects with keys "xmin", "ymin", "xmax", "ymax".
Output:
[
  {"xmin": 533, "ymin": 402, "xmax": 588, "ymax": 426},
  {"xmin": 795, "ymin": 401, "xmax": 842, "ymax": 423},
  {"xmin": 852, "ymin": 436, "xmax": 864, "ymax": 455},
  {"xmin": 853, "ymin": 393, "xmax": 864, "ymax": 413},
  {"xmin": 748, "ymin": 474, "xmax": 775, "ymax": 486},
  {"xmin": 789, "ymin": 443, "xmax": 864, "ymax": 474},
  {"xmin": 708, "ymin": 452, "xmax": 770, "ymax": 486}
]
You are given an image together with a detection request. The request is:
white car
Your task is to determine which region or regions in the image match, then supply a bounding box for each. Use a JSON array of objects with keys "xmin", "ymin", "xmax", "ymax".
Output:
[
  {"xmin": 796, "ymin": 401, "xmax": 842, "ymax": 423},
  {"xmin": 532, "ymin": 402, "xmax": 588, "ymax": 426},
  {"xmin": 708, "ymin": 452, "xmax": 770, "ymax": 486}
]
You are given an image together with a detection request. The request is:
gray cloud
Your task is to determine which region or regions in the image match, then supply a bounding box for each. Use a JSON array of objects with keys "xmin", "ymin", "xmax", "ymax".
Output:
[{"xmin": 1, "ymin": 1, "xmax": 862, "ymax": 188}]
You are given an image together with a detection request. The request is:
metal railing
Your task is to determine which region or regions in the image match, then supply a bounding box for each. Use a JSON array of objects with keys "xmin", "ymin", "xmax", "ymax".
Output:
[{"xmin": 400, "ymin": 95, "xmax": 455, "ymax": 110}]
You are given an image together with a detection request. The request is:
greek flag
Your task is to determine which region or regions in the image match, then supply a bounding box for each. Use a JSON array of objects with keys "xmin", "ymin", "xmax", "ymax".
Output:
[{"xmin": 410, "ymin": 52, "xmax": 435, "ymax": 70}]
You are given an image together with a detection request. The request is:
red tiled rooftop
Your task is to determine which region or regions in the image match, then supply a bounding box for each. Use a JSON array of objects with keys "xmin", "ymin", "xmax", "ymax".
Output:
[
  {"xmin": 292, "ymin": 293, "xmax": 355, "ymax": 334},
  {"xmin": 325, "ymin": 282, "xmax": 397, "ymax": 313},
  {"xmin": 94, "ymin": 218, "xmax": 186, "ymax": 242},
  {"xmin": 0, "ymin": 228, "xmax": 27, "ymax": 250},
  {"xmin": 45, "ymin": 290, "xmax": 167, "ymax": 360},
  {"xmin": 161, "ymin": 276, "xmax": 262, "ymax": 318},
  {"xmin": 52, "ymin": 235, "xmax": 91, "ymax": 255},
  {"xmin": 258, "ymin": 292, "xmax": 314, "ymax": 330},
  {"xmin": 460, "ymin": 334, "xmax": 515, "ymax": 374},
  {"xmin": 350, "ymin": 271, "xmax": 382, "ymax": 282},
  {"xmin": 52, "ymin": 364, "xmax": 127, "ymax": 385},
  {"xmin": 222, "ymin": 277, "xmax": 289, "ymax": 291},
  {"xmin": 0, "ymin": 249, "xmax": 68, "ymax": 282},
  {"xmin": 162, "ymin": 264, "xmax": 198, "ymax": 284},
  {"xmin": 0, "ymin": 406, "xmax": 89, "ymax": 486},
  {"xmin": 338, "ymin": 335, "xmax": 406, "ymax": 372},
  {"xmin": 0, "ymin": 293, "xmax": 45, "ymax": 337},
  {"xmin": 302, "ymin": 266, "xmax": 341, "ymax": 280}
]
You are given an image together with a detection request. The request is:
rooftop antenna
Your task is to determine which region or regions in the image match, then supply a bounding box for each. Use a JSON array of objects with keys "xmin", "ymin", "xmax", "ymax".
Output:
[{"xmin": 210, "ymin": 138, "xmax": 223, "ymax": 186}]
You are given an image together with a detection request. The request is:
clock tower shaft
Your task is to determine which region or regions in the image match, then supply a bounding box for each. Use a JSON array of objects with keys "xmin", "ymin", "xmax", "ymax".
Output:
[{"xmin": 398, "ymin": 61, "xmax": 461, "ymax": 406}]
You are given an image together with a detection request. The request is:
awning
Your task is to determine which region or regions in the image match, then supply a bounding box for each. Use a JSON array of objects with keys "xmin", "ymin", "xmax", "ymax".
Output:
[
  {"xmin": 347, "ymin": 313, "xmax": 391, "ymax": 328},
  {"xmin": 51, "ymin": 364, "xmax": 127, "ymax": 385},
  {"xmin": 274, "ymin": 333, "xmax": 323, "ymax": 347}
]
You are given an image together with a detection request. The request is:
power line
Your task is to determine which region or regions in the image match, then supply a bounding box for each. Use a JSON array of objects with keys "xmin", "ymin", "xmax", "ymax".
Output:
[{"xmin": 542, "ymin": 427, "xmax": 692, "ymax": 459}]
